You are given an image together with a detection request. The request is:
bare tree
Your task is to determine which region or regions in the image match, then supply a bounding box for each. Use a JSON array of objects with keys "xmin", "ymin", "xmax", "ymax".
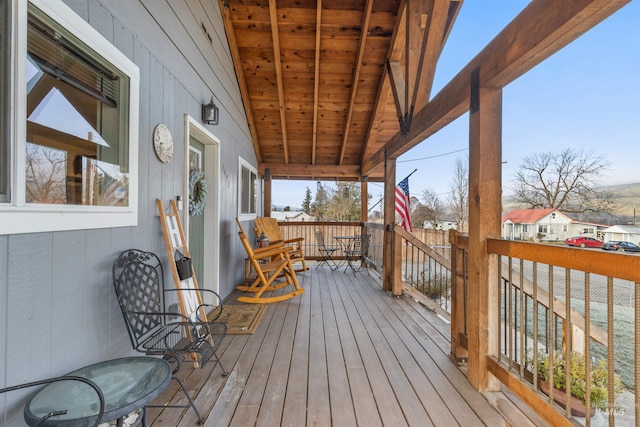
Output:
[
  {"xmin": 421, "ymin": 188, "xmax": 443, "ymax": 220},
  {"xmin": 25, "ymin": 143, "xmax": 67, "ymax": 204},
  {"xmin": 511, "ymin": 148, "xmax": 614, "ymax": 214},
  {"xmin": 448, "ymin": 157, "xmax": 468, "ymax": 231},
  {"xmin": 418, "ymin": 187, "xmax": 443, "ymax": 225}
]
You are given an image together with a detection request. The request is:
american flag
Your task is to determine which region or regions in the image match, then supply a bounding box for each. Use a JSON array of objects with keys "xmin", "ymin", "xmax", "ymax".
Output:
[{"xmin": 395, "ymin": 177, "xmax": 412, "ymax": 232}]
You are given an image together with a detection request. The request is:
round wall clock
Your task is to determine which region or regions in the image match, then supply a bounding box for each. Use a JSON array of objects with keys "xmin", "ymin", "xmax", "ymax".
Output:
[{"xmin": 153, "ymin": 123, "xmax": 174, "ymax": 163}]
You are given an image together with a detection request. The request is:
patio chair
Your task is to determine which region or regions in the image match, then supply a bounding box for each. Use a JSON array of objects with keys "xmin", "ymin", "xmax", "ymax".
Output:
[
  {"xmin": 112, "ymin": 249, "xmax": 227, "ymax": 423},
  {"xmin": 254, "ymin": 217, "xmax": 309, "ymax": 272},
  {"xmin": 344, "ymin": 234, "xmax": 369, "ymax": 275},
  {"xmin": 314, "ymin": 230, "xmax": 340, "ymax": 270},
  {"xmin": 236, "ymin": 219, "xmax": 304, "ymax": 303}
]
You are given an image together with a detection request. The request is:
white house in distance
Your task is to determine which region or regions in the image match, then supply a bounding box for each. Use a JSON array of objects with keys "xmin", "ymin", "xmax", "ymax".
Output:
[
  {"xmin": 271, "ymin": 210, "xmax": 316, "ymax": 222},
  {"xmin": 601, "ymin": 225, "xmax": 640, "ymax": 244},
  {"xmin": 423, "ymin": 219, "xmax": 458, "ymax": 231},
  {"xmin": 502, "ymin": 208, "xmax": 606, "ymax": 242}
]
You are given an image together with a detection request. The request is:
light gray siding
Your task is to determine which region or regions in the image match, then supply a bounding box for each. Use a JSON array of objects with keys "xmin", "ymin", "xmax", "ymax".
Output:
[{"xmin": 1, "ymin": 1, "xmax": 256, "ymax": 424}]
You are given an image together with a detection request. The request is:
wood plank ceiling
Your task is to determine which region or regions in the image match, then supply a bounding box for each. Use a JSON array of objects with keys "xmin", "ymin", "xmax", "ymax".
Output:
[{"xmin": 219, "ymin": 0, "xmax": 462, "ymax": 182}]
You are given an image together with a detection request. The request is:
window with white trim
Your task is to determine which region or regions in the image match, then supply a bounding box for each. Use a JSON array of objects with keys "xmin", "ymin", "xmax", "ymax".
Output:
[
  {"xmin": 0, "ymin": 1, "xmax": 9, "ymax": 203},
  {"xmin": 0, "ymin": 0, "xmax": 139, "ymax": 235},
  {"xmin": 238, "ymin": 157, "xmax": 257, "ymax": 220}
]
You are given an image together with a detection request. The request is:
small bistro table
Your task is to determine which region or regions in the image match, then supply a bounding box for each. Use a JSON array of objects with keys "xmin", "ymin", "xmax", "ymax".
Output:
[
  {"xmin": 24, "ymin": 356, "xmax": 171, "ymax": 427},
  {"xmin": 334, "ymin": 235, "xmax": 359, "ymax": 267}
]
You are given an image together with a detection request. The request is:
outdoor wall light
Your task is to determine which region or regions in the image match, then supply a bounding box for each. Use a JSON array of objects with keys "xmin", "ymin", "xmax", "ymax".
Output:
[
  {"xmin": 202, "ymin": 97, "xmax": 219, "ymax": 125},
  {"xmin": 176, "ymin": 195, "xmax": 183, "ymax": 211}
]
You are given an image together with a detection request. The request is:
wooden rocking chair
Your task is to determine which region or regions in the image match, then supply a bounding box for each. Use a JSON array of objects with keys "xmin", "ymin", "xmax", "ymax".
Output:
[
  {"xmin": 236, "ymin": 219, "xmax": 304, "ymax": 304},
  {"xmin": 254, "ymin": 217, "xmax": 309, "ymax": 272}
]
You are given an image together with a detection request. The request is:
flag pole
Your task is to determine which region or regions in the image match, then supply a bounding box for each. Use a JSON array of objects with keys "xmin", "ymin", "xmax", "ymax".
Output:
[
  {"xmin": 369, "ymin": 169, "xmax": 418, "ymax": 212},
  {"xmin": 399, "ymin": 168, "xmax": 418, "ymax": 183}
]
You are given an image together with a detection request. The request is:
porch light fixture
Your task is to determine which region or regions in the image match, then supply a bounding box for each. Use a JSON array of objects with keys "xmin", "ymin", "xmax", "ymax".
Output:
[{"xmin": 202, "ymin": 97, "xmax": 219, "ymax": 125}]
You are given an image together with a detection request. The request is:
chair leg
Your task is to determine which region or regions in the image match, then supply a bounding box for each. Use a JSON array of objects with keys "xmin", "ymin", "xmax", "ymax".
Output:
[
  {"xmin": 214, "ymin": 352, "xmax": 228, "ymax": 376},
  {"xmin": 344, "ymin": 255, "xmax": 361, "ymax": 275},
  {"xmin": 316, "ymin": 251, "xmax": 332, "ymax": 270},
  {"xmin": 172, "ymin": 376, "xmax": 205, "ymax": 423},
  {"xmin": 317, "ymin": 250, "xmax": 339, "ymax": 270},
  {"xmin": 148, "ymin": 350, "xmax": 225, "ymax": 424}
]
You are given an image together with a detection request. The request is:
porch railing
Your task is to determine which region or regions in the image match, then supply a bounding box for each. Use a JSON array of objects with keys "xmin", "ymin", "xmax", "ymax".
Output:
[
  {"xmin": 392, "ymin": 225, "xmax": 452, "ymax": 318},
  {"xmin": 277, "ymin": 221, "xmax": 362, "ymax": 262},
  {"xmin": 451, "ymin": 232, "xmax": 639, "ymax": 426}
]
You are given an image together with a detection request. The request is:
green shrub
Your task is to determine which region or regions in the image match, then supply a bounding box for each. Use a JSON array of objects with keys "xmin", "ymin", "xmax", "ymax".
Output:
[{"xmin": 534, "ymin": 350, "xmax": 623, "ymax": 412}]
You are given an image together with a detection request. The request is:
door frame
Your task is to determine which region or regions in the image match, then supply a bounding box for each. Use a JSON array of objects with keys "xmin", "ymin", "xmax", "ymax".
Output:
[{"xmin": 184, "ymin": 114, "xmax": 220, "ymax": 294}]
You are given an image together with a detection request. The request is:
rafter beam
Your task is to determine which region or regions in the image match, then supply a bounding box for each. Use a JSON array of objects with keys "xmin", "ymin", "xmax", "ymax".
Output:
[
  {"xmin": 362, "ymin": 0, "xmax": 629, "ymax": 175},
  {"xmin": 269, "ymin": 0, "xmax": 289, "ymax": 163},
  {"xmin": 405, "ymin": 0, "xmax": 422, "ymax": 117},
  {"xmin": 258, "ymin": 163, "xmax": 362, "ymax": 179},
  {"xmin": 386, "ymin": 60, "xmax": 406, "ymax": 122},
  {"xmin": 312, "ymin": 0, "xmax": 322, "ymax": 165},
  {"xmin": 361, "ymin": 0, "xmax": 407, "ymax": 161},
  {"xmin": 339, "ymin": 0, "xmax": 374, "ymax": 165},
  {"xmin": 411, "ymin": 0, "xmax": 456, "ymax": 113},
  {"xmin": 218, "ymin": 0, "xmax": 262, "ymax": 161}
]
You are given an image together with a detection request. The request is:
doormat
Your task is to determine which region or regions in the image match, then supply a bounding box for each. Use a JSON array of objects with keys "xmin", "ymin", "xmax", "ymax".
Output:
[{"xmin": 216, "ymin": 304, "xmax": 266, "ymax": 335}]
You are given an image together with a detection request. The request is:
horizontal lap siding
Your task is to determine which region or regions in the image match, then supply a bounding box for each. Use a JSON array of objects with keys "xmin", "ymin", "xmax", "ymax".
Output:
[{"xmin": 1, "ymin": 1, "xmax": 252, "ymax": 424}]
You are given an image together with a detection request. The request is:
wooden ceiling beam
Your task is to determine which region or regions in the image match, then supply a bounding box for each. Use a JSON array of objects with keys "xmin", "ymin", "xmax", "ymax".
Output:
[
  {"xmin": 362, "ymin": 0, "xmax": 629, "ymax": 175},
  {"xmin": 311, "ymin": 0, "xmax": 322, "ymax": 165},
  {"xmin": 411, "ymin": 0, "xmax": 453, "ymax": 113},
  {"xmin": 338, "ymin": 0, "xmax": 374, "ymax": 165},
  {"xmin": 405, "ymin": 0, "xmax": 422, "ymax": 118},
  {"xmin": 259, "ymin": 163, "xmax": 362, "ymax": 179},
  {"xmin": 269, "ymin": 0, "xmax": 289, "ymax": 163},
  {"xmin": 218, "ymin": 0, "xmax": 262, "ymax": 161},
  {"xmin": 386, "ymin": 60, "xmax": 406, "ymax": 121},
  {"xmin": 361, "ymin": 0, "xmax": 406, "ymax": 162}
]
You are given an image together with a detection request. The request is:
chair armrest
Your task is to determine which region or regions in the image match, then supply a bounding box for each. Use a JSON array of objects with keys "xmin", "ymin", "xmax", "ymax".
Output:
[
  {"xmin": 125, "ymin": 310, "xmax": 203, "ymax": 331},
  {"xmin": 252, "ymin": 243, "xmax": 292, "ymax": 260},
  {"xmin": 283, "ymin": 237, "xmax": 304, "ymax": 245}
]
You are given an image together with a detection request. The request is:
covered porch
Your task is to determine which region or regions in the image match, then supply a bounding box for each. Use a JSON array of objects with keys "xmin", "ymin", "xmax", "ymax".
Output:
[{"xmin": 147, "ymin": 266, "xmax": 539, "ymax": 426}]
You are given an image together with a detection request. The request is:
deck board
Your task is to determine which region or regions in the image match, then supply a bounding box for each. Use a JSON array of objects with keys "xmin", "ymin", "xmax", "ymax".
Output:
[
  {"xmin": 149, "ymin": 266, "xmax": 515, "ymax": 426},
  {"xmin": 327, "ymin": 268, "xmax": 382, "ymax": 427},
  {"xmin": 320, "ymin": 269, "xmax": 358, "ymax": 426}
]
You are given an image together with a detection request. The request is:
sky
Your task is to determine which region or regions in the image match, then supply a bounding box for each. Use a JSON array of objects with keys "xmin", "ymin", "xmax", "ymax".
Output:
[{"xmin": 272, "ymin": 0, "xmax": 640, "ymax": 210}]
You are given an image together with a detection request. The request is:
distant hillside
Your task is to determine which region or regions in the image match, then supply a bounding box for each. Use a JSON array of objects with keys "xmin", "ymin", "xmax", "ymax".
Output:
[
  {"xmin": 605, "ymin": 183, "xmax": 640, "ymax": 216},
  {"xmin": 503, "ymin": 182, "xmax": 640, "ymax": 218}
]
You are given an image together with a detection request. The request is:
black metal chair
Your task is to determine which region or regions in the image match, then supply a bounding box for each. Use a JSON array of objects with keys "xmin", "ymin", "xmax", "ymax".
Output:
[
  {"xmin": 344, "ymin": 234, "xmax": 369, "ymax": 275},
  {"xmin": 0, "ymin": 376, "xmax": 104, "ymax": 426},
  {"xmin": 314, "ymin": 230, "xmax": 340, "ymax": 270},
  {"xmin": 112, "ymin": 249, "xmax": 227, "ymax": 423}
]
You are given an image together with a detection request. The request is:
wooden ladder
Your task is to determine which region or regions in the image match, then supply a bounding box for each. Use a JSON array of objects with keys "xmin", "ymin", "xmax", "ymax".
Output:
[{"xmin": 156, "ymin": 199, "xmax": 209, "ymax": 339}]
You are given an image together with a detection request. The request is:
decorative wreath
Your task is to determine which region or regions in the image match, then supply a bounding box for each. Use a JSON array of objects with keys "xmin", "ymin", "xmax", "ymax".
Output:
[{"xmin": 189, "ymin": 169, "xmax": 208, "ymax": 216}]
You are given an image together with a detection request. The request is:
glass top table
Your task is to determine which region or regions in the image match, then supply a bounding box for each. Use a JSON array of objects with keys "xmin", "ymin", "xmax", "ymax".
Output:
[{"xmin": 24, "ymin": 356, "xmax": 171, "ymax": 426}]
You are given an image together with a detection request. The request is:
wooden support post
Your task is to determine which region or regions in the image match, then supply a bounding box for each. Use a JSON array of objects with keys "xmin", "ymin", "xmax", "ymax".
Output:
[
  {"xmin": 383, "ymin": 154, "xmax": 396, "ymax": 292},
  {"xmin": 467, "ymin": 69, "xmax": 502, "ymax": 392},
  {"xmin": 264, "ymin": 168, "xmax": 272, "ymax": 217},
  {"xmin": 361, "ymin": 179, "xmax": 368, "ymax": 223},
  {"xmin": 449, "ymin": 229, "xmax": 468, "ymax": 361},
  {"xmin": 392, "ymin": 225, "xmax": 403, "ymax": 296}
]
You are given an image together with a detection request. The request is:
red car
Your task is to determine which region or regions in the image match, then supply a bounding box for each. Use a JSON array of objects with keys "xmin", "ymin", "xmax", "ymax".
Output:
[{"xmin": 565, "ymin": 236, "xmax": 603, "ymax": 248}]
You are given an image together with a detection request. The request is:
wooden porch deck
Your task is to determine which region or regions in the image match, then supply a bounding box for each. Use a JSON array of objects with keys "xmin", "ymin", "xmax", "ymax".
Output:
[{"xmin": 147, "ymin": 266, "xmax": 541, "ymax": 426}]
